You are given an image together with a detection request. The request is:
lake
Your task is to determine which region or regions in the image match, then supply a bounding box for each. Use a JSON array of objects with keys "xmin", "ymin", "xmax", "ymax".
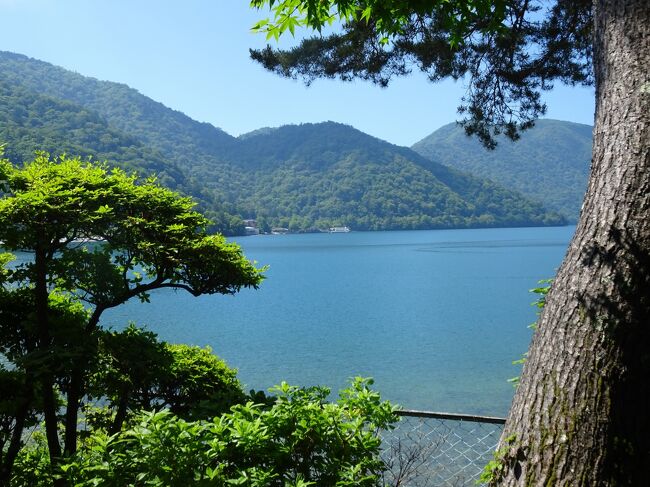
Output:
[{"xmin": 102, "ymin": 225, "xmax": 575, "ymax": 416}]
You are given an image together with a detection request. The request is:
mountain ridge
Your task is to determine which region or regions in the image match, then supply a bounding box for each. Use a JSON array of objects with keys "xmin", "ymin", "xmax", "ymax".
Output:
[
  {"xmin": 1, "ymin": 50, "xmax": 567, "ymax": 233},
  {"xmin": 411, "ymin": 119, "xmax": 592, "ymax": 221}
]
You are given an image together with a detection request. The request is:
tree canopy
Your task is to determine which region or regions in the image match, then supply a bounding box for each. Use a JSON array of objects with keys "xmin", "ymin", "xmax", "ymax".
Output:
[
  {"xmin": 0, "ymin": 154, "xmax": 264, "ymax": 300},
  {"xmin": 250, "ymin": 0, "xmax": 592, "ymax": 147}
]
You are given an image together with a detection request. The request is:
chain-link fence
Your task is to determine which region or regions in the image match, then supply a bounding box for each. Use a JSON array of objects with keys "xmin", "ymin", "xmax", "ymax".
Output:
[{"xmin": 380, "ymin": 410, "xmax": 505, "ymax": 486}]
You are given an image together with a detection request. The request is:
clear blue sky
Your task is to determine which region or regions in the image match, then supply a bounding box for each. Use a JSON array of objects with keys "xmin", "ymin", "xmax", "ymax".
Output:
[{"xmin": 0, "ymin": 0, "xmax": 595, "ymax": 146}]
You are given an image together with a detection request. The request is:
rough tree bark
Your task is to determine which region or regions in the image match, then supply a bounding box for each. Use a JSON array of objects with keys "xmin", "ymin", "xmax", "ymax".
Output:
[{"xmin": 496, "ymin": 0, "xmax": 649, "ymax": 484}]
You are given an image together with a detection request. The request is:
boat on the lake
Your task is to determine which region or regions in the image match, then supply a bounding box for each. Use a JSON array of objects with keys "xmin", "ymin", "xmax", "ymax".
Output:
[{"xmin": 328, "ymin": 226, "xmax": 351, "ymax": 233}]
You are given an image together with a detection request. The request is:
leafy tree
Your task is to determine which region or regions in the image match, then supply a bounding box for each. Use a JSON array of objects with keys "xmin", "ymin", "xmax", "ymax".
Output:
[
  {"xmin": 250, "ymin": 0, "xmax": 650, "ymax": 484},
  {"xmin": 157, "ymin": 343, "xmax": 246, "ymax": 420},
  {"xmin": 249, "ymin": 0, "xmax": 592, "ymax": 147},
  {"xmin": 87, "ymin": 324, "xmax": 173, "ymax": 434},
  {"xmin": 0, "ymin": 153, "xmax": 265, "ymax": 482},
  {"xmin": 0, "ymin": 364, "xmax": 39, "ymax": 486},
  {"xmin": 88, "ymin": 324, "xmax": 246, "ymax": 433}
]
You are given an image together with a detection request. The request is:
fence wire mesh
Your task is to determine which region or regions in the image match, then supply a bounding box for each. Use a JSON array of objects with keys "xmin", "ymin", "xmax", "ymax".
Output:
[{"xmin": 380, "ymin": 410, "xmax": 505, "ymax": 487}]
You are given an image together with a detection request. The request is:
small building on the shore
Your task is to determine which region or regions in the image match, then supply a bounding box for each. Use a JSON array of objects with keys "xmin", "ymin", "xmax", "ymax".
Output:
[{"xmin": 243, "ymin": 219, "xmax": 260, "ymax": 235}]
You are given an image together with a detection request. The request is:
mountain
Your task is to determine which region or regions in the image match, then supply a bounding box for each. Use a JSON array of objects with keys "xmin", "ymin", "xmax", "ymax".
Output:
[
  {"xmin": 218, "ymin": 122, "xmax": 566, "ymax": 231},
  {"xmin": 0, "ymin": 80, "xmax": 181, "ymax": 186},
  {"xmin": 238, "ymin": 127, "xmax": 280, "ymax": 140},
  {"xmin": 0, "ymin": 53, "xmax": 244, "ymax": 235},
  {"xmin": 0, "ymin": 52, "xmax": 236, "ymax": 162},
  {"xmin": 0, "ymin": 51, "xmax": 566, "ymax": 233},
  {"xmin": 411, "ymin": 120, "xmax": 592, "ymax": 221}
]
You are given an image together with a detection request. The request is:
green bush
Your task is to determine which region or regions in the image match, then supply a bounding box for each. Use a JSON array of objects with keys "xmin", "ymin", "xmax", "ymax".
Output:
[
  {"xmin": 87, "ymin": 324, "xmax": 247, "ymax": 433},
  {"xmin": 12, "ymin": 378, "xmax": 397, "ymax": 487}
]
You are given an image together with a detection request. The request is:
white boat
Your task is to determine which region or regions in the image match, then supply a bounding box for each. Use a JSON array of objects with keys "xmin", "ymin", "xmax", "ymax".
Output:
[{"xmin": 328, "ymin": 226, "xmax": 351, "ymax": 233}]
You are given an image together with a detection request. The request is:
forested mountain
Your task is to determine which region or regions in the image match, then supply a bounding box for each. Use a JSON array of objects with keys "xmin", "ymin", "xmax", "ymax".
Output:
[
  {"xmin": 0, "ymin": 79, "xmax": 244, "ymax": 235},
  {"xmin": 0, "ymin": 51, "xmax": 566, "ymax": 233},
  {"xmin": 218, "ymin": 122, "xmax": 565, "ymax": 231},
  {"xmin": 411, "ymin": 120, "xmax": 592, "ymax": 221},
  {"xmin": 0, "ymin": 81, "xmax": 179, "ymax": 184},
  {"xmin": 0, "ymin": 51, "xmax": 236, "ymax": 164}
]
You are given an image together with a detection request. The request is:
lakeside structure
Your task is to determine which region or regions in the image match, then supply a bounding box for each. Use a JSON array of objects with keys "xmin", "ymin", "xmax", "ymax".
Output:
[{"xmin": 243, "ymin": 219, "xmax": 260, "ymax": 236}]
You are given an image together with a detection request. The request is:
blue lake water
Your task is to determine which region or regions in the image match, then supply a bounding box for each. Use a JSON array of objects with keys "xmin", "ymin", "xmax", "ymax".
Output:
[{"xmin": 100, "ymin": 225, "xmax": 574, "ymax": 416}]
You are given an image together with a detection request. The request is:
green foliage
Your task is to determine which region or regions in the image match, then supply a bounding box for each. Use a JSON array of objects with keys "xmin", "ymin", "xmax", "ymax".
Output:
[
  {"xmin": 160, "ymin": 343, "xmax": 245, "ymax": 420},
  {"xmin": 11, "ymin": 432, "xmax": 54, "ymax": 487},
  {"xmin": 478, "ymin": 434, "xmax": 516, "ymax": 484},
  {"xmin": 248, "ymin": 1, "xmax": 592, "ymax": 147},
  {"xmin": 530, "ymin": 279, "xmax": 552, "ymax": 314},
  {"xmin": 508, "ymin": 279, "xmax": 553, "ymax": 387},
  {"xmin": 0, "ymin": 153, "xmax": 264, "ymax": 301},
  {"xmin": 11, "ymin": 378, "xmax": 397, "ymax": 487},
  {"xmin": 0, "ymin": 153, "xmax": 264, "ymax": 478},
  {"xmin": 250, "ymin": 0, "xmax": 507, "ymax": 45},
  {"xmin": 0, "ymin": 285, "xmax": 91, "ymax": 395},
  {"xmin": 411, "ymin": 120, "xmax": 592, "ymax": 221},
  {"xmin": 86, "ymin": 324, "xmax": 171, "ymax": 432},
  {"xmin": 0, "ymin": 367, "xmax": 39, "ymax": 457},
  {"xmin": 89, "ymin": 324, "xmax": 246, "ymax": 428}
]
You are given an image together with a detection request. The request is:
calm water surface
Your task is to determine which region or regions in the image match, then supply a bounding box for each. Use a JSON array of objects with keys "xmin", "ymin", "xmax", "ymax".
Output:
[{"xmin": 103, "ymin": 226, "xmax": 574, "ymax": 416}]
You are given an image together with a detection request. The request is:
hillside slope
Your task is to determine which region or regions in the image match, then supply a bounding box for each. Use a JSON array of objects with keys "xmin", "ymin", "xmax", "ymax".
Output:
[
  {"xmin": 220, "ymin": 122, "xmax": 566, "ymax": 231},
  {"xmin": 0, "ymin": 51, "xmax": 235, "ymax": 167},
  {"xmin": 0, "ymin": 77, "xmax": 243, "ymax": 235},
  {"xmin": 412, "ymin": 120, "xmax": 592, "ymax": 221}
]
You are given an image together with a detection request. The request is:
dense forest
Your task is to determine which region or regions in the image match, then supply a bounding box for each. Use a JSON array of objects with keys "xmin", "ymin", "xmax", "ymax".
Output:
[
  {"xmin": 0, "ymin": 51, "xmax": 567, "ymax": 233},
  {"xmin": 412, "ymin": 120, "xmax": 592, "ymax": 221},
  {"xmin": 223, "ymin": 122, "xmax": 566, "ymax": 231}
]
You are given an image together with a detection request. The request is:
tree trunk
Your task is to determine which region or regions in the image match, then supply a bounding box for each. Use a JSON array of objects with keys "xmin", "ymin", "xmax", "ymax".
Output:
[
  {"xmin": 34, "ymin": 246, "xmax": 62, "ymax": 463},
  {"xmin": 0, "ymin": 381, "xmax": 33, "ymax": 486},
  {"xmin": 110, "ymin": 391, "xmax": 130, "ymax": 435},
  {"xmin": 495, "ymin": 0, "xmax": 650, "ymax": 484},
  {"xmin": 64, "ymin": 369, "xmax": 83, "ymax": 456},
  {"xmin": 64, "ymin": 315, "xmax": 101, "ymax": 455}
]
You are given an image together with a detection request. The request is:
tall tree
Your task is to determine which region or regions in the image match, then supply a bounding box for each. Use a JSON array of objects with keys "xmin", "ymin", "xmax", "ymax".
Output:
[
  {"xmin": 0, "ymin": 153, "xmax": 265, "ymax": 482},
  {"xmin": 249, "ymin": 0, "xmax": 649, "ymax": 484}
]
